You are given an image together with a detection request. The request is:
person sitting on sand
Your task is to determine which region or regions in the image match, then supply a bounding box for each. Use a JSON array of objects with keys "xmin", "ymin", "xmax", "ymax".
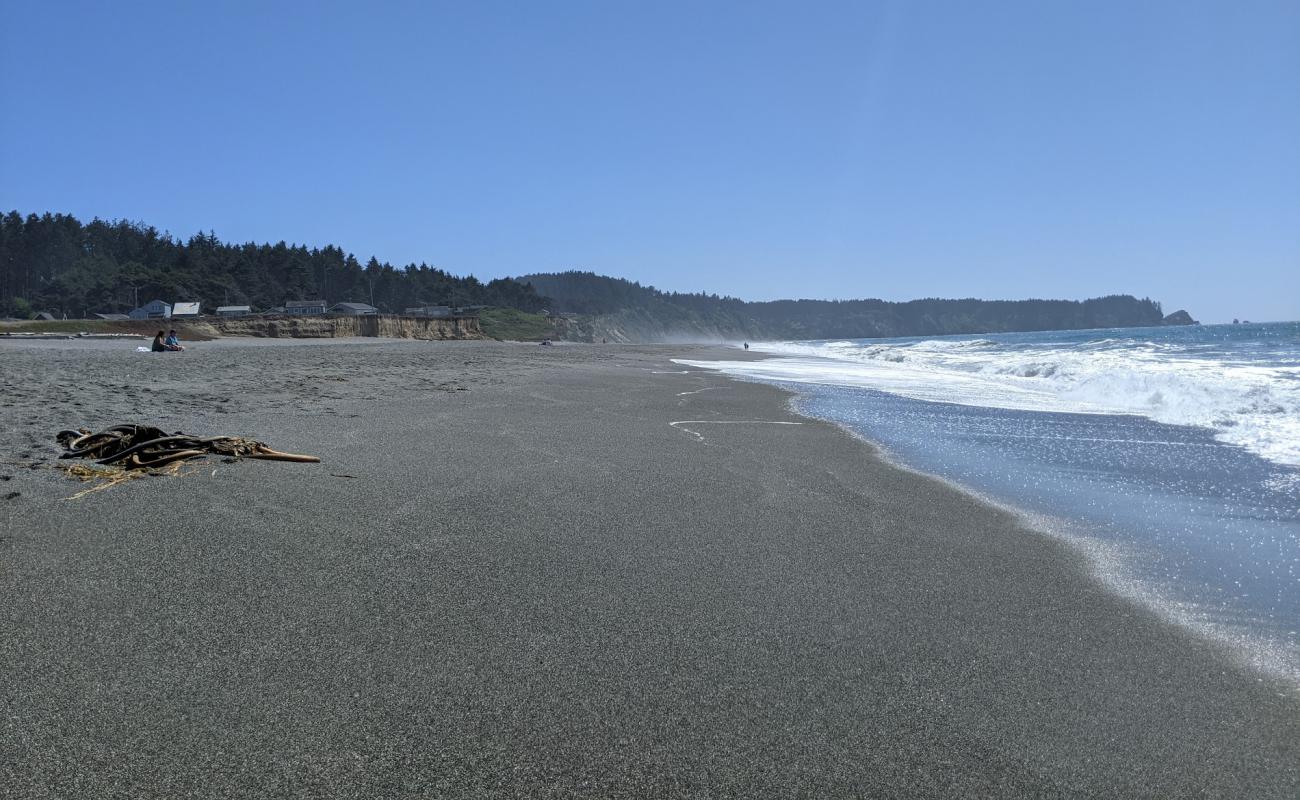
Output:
[
  {"xmin": 151, "ymin": 331, "xmax": 167, "ymax": 352},
  {"xmin": 164, "ymin": 329, "xmax": 185, "ymax": 351}
]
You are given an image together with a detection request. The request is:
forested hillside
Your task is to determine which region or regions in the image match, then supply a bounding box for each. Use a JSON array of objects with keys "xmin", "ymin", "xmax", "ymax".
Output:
[
  {"xmin": 519, "ymin": 271, "xmax": 1171, "ymax": 341},
  {"xmin": 2, "ymin": 211, "xmax": 1179, "ymax": 342},
  {"xmin": 0, "ymin": 212, "xmax": 547, "ymax": 317}
]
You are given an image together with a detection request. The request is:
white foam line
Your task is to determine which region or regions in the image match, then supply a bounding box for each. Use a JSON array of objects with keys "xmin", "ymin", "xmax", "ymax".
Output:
[
  {"xmin": 676, "ymin": 387, "xmax": 724, "ymax": 397},
  {"xmin": 669, "ymin": 419, "xmax": 803, "ymax": 443},
  {"xmin": 956, "ymin": 432, "xmax": 1224, "ymax": 448}
]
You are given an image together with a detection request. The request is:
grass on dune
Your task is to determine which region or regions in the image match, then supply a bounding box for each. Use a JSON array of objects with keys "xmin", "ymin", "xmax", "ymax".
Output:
[{"xmin": 478, "ymin": 308, "xmax": 559, "ymax": 341}]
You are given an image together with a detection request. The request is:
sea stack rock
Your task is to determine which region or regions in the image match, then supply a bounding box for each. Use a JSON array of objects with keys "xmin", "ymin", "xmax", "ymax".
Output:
[{"xmin": 1161, "ymin": 310, "xmax": 1198, "ymax": 325}]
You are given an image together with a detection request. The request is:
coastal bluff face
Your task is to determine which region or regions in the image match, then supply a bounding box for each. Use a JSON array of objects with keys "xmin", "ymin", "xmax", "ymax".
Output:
[{"xmin": 211, "ymin": 314, "xmax": 484, "ymax": 340}]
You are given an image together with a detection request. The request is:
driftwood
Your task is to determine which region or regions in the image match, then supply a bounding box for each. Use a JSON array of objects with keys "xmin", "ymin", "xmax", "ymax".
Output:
[{"xmin": 56, "ymin": 424, "xmax": 320, "ymax": 470}]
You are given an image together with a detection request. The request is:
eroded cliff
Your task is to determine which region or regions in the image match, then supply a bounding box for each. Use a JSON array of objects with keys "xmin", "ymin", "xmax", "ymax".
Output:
[{"xmin": 209, "ymin": 315, "xmax": 484, "ymax": 340}]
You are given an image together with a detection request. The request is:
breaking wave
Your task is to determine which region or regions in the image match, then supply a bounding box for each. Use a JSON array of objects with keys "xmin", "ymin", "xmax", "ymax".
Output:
[{"xmin": 698, "ymin": 324, "xmax": 1300, "ymax": 467}]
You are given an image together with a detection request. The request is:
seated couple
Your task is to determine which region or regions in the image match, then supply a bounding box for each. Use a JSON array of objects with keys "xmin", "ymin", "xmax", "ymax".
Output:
[{"xmin": 151, "ymin": 330, "xmax": 185, "ymax": 352}]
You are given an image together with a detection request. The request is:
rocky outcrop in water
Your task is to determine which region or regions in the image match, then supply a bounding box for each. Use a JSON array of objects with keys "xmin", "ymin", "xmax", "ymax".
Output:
[{"xmin": 1161, "ymin": 310, "xmax": 1198, "ymax": 325}]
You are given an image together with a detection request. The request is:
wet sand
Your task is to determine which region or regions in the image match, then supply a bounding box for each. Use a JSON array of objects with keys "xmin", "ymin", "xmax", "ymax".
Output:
[{"xmin": 1, "ymin": 338, "xmax": 1297, "ymax": 797}]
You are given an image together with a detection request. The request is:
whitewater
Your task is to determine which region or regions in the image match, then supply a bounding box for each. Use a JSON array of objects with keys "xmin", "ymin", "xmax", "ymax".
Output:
[
  {"xmin": 697, "ymin": 322, "xmax": 1300, "ymax": 468},
  {"xmin": 678, "ymin": 321, "xmax": 1300, "ymax": 682}
]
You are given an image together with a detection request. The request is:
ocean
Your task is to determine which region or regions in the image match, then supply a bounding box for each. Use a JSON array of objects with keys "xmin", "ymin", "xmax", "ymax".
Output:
[{"xmin": 678, "ymin": 322, "xmax": 1300, "ymax": 680}]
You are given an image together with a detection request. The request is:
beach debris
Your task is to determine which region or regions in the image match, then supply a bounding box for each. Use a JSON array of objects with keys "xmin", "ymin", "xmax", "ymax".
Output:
[
  {"xmin": 668, "ymin": 419, "xmax": 804, "ymax": 443},
  {"xmin": 0, "ymin": 332, "xmax": 147, "ymax": 340},
  {"xmin": 54, "ymin": 424, "xmax": 319, "ymax": 485},
  {"xmin": 58, "ymin": 460, "xmax": 187, "ymax": 499}
]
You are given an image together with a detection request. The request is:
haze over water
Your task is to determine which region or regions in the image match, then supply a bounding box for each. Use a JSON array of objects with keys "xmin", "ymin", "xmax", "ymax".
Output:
[{"xmin": 682, "ymin": 322, "xmax": 1300, "ymax": 678}]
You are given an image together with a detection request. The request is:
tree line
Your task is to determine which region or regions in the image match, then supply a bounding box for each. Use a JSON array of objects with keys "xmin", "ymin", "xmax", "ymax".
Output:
[{"xmin": 0, "ymin": 211, "xmax": 548, "ymax": 318}]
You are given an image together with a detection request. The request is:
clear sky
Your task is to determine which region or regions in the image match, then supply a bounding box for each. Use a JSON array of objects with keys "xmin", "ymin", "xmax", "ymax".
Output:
[{"xmin": 2, "ymin": 1, "xmax": 1297, "ymax": 322}]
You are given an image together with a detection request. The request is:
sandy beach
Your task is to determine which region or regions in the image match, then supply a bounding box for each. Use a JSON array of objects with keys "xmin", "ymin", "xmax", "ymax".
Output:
[{"xmin": 2, "ymin": 338, "xmax": 1298, "ymax": 797}]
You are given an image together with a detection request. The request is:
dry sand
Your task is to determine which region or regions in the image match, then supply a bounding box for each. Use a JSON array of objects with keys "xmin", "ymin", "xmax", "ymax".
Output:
[{"xmin": 1, "ymin": 337, "xmax": 1298, "ymax": 797}]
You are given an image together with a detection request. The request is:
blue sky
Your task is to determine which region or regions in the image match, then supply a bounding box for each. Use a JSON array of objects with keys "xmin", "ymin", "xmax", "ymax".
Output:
[{"xmin": 2, "ymin": 1, "xmax": 1296, "ymax": 322}]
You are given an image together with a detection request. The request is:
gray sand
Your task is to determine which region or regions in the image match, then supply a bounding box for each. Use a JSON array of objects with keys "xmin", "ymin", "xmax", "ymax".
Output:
[{"xmin": 1, "ymin": 338, "xmax": 1297, "ymax": 797}]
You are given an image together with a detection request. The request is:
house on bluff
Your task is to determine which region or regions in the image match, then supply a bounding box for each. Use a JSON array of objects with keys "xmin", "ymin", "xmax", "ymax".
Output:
[
  {"xmin": 128, "ymin": 300, "xmax": 172, "ymax": 320},
  {"xmin": 284, "ymin": 300, "xmax": 327, "ymax": 315},
  {"xmin": 329, "ymin": 302, "xmax": 378, "ymax": 316}
]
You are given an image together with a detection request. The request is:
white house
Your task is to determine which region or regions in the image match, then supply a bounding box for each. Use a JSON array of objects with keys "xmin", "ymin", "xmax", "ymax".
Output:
[
  {"xmin": 284, "ymin": 300, "xmax": 327, "ymax": 315},
  {"xmin": 128, "ymin": 300, "xmax": 171, "ymax": 320},
  {"xmin": 172, "ymin": 302, "xmax": 201, "ymax": 318},
  {"xmin": 329, "ymin": 302, "xmax": 378, "ymax": 316},
  {"xmin": 216, "ymin": 305, "xmax": 251, "ymax": 317}
]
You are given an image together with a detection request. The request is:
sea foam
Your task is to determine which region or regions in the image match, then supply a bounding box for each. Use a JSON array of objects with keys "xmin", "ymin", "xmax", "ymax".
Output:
[{"xmin": 683, "ymin": 325, "xmax": 1300, "ymax": 467}]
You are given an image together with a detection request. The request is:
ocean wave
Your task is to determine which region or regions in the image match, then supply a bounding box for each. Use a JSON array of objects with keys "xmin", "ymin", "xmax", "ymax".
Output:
[{"xmin": 695, "ymin": 331, "xmax": 1300, "ymax": 467}]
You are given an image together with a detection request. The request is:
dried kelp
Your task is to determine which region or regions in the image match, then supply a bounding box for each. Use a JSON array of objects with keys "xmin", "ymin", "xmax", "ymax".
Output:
[{"xmin": 56, "ymin": 424, "xmax": 320, "ymax": 470}]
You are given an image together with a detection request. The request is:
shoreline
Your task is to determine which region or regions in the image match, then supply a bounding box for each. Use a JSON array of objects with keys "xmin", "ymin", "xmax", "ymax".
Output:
[
  {"xmin": 795, "ymin": 392, "xmax": 1300, "ymax": 688},
  {"xmin": 2, "ymin": 338, "xmax": 1298, "ymax": 795},
  {"xmin": 676, "ymin": 348, "xmax": 1300, "ymax": 689}
]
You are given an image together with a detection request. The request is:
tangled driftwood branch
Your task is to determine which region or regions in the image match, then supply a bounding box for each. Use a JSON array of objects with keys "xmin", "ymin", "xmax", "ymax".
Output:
[{"xmin": 56, "ymin": 424, "xmax": 320, "ymax": 470}]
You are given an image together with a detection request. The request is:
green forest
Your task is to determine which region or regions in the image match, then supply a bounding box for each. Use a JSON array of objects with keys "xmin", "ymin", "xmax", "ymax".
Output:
[
  {"xmin": 0, "ymin": 211, "xmax": 547, "ymax": 318},
  {"xmin": 2, "ymin": 211, "xmax": 1181, "ymax": 341},
  {"xmin": 519, "ymin": 271, "xmax": 1174, "ymax": 340}
]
